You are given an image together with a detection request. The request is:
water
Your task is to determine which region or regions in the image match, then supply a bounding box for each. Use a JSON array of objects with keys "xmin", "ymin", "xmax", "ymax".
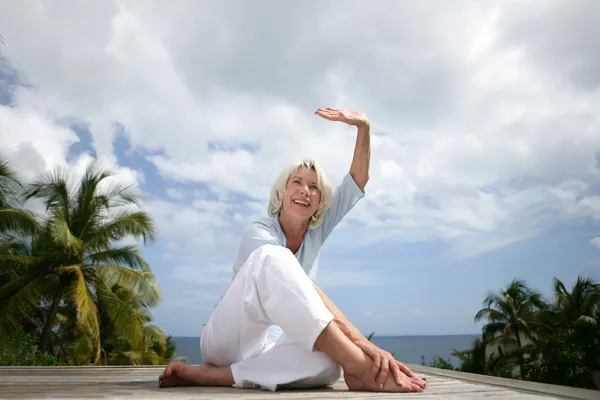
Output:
[{"xmin": 172, "ymin": 334, "xmax": 479, "ymax": 367}]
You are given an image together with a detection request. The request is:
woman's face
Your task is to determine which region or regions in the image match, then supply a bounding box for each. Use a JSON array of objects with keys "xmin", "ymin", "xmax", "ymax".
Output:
[{"xmin": 281, "ymin": 167, "xmax": 321, "ymax": 221}]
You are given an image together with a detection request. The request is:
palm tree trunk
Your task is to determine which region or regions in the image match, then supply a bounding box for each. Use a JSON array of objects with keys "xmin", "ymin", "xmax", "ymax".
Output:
[
  {"xmin": 39, "ymin": 285, "xmax": 64, "ymax": 354},
  {"xmin": 514, "ymin": 327, "xmax": 522, "ymax": 347},
  {"xmin": 512, "ymin": 327, "xmax": 527, "ymax": 379}
]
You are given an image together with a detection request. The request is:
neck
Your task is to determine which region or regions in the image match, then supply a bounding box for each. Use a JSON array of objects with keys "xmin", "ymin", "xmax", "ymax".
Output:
[{"xmin": 278, "ymin": 212, "xmax": 309, "ymax": 241}]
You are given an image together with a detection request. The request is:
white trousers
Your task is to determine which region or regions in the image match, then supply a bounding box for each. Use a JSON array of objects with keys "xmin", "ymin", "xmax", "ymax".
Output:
[{"xmin": 200, "ymin": 244, "xmax": 342, "ymax": 391}]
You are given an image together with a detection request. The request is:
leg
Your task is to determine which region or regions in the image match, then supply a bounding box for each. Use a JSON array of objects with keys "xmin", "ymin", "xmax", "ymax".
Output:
[
  {"xmin": 231, "ymin": 333, "xmax": 342, "ymax": 391},
  {"xmin": 161, "ymin": 244, "xmax": 332, "ymax": 389},
  {"xmin": 200, "ymin": 244, "xmax": 337, "ymax": 366},
  {"xmin": 159, "ymin": 245, "xmax": 423, "ymax": 392}
]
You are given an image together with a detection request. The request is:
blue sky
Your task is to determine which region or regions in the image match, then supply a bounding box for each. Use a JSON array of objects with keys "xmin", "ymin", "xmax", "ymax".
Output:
[{"xmin": 1, "ymin": 0, "xmax": 600, "ymax": 337}]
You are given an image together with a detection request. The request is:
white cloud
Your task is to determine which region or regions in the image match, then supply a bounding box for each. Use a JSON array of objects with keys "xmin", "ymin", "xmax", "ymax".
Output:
[
  {"xmin": 171, "ymin": 264, "xmax": 232, "ymax": 286},
  {"xmin": 1, "ymin": 0, "xmax": 599, "ymax": 276},
  {"xmin": 590, "ymin": 237, "xmax": 600, "ymax": 249},
  {"xmin": 165, "ymin": 188, "xmax": 185, "ymax": 200},
  {"xmin": 316, "ymin": 270, "xmax": 390, "ymax": 289},
  {"xmin": 0, "ymin": 102, "xmax": 79, "ymax": 180}
]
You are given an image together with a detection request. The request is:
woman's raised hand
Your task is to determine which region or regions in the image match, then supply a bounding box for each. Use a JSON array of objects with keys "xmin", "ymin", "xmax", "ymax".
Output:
[{"xmin": 315, "ymin": 108, "xmax": 370, "ymax": 127}]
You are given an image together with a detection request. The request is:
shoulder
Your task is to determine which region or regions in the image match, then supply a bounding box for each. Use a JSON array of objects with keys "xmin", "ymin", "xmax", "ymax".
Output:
[
  {"xmin": 233, "ymin": 217, "xmax": 283, "ymax": 274},
  {"xmin": 335, "ymin": 172, "xmax": 366, "ymax": 199},
  {"xmin": 316, "ymin": 173, "xmax": 365, "ymax": 241},
  {"xmin": 239, "ymin": 216, "xmax": 284, "ymax": 248}
]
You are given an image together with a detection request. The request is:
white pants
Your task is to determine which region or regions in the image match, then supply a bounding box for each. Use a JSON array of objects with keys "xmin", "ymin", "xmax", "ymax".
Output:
[{"xmin": 200, "ymin": 244, "xmax": 342, "ymax": 391}]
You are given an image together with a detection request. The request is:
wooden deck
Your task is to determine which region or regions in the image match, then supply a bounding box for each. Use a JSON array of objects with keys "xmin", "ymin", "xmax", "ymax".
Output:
[{"xmin": 0, "ymin": 364, "xmax": 598, "ymax": 399}]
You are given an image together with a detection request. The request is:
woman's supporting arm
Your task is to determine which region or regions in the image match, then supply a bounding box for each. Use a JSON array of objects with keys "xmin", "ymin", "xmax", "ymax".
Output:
[
  {"xmin": 313, "ymin": 282, "xmax": 417, "ymax": 388},
  {"xmin": 313, "ymin": 283, "xmax": 364, "ymax": 344}
]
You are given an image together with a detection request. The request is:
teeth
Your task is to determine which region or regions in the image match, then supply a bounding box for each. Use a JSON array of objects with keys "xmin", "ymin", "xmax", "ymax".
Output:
[{"xmin": 293, "ymin": 200, "xmax": 309, "ymax": 207}]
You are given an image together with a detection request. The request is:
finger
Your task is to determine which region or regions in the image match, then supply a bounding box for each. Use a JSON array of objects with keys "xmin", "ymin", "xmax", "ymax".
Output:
[
  {"xmin": 314, "ymin": 111, "xmax": 339, "ymax": 121},
  {"xmin": 390, "ymin": 359, "xmax": 403, "ymax": 386},
  {"xmin": 378, "ymin": 359, "xmax": 390, "ymax": 389},
  {"xmin": 317, "ymin": 111, "xmax": 339, "ymax": 119},
  {"xmin": 315, "ymin": 108, "xmax": 339, "ymax": 117},
  {"xmin": 372, "ymin": 354, "xmax": 381, "ymax": 381},
  {"xmin": 397, "ymin": 361, "xmax": 415, "ymax": 377},
  {"xmin": 315, "ymin": 108, "xmax": 336, "ymax": 114}
]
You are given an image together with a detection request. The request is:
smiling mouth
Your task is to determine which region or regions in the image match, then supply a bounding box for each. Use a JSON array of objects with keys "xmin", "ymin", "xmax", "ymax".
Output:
[{"xmin": 293, "ymin": 200, "xmax": 310, "ymax": 207}]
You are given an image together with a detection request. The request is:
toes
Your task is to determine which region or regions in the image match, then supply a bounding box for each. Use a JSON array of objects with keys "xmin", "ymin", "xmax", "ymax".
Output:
[
  {"xmin": 160, "ymin": 378, "xmax": 175, "ymax": 388},
  {"xmin": 412, "ymin": 377, "xmax": 427, "ymax": 388}
]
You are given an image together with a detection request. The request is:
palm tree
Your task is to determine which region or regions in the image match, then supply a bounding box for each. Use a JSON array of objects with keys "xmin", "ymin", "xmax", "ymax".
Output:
[
  {"xmin": 98, "ymin": 285, "xmax": 173, "ymax": 366},
  {"xmin": 551, "ymin": 276, "xmax": 600, "ymax": 375},
  {"xmin": 0, "ymin": 155, "xmax": 39, "ymax": 236},
  {"xmin": 474, "ymin": 279, "xmax": 546, "ymax": 349},
  {"xmin": 0, "ymin": 159, "xmax": 158, "ymax": 364},
  {"xmin": 552, "ymin": 276, "xmax": 600, "ymax": 327}
]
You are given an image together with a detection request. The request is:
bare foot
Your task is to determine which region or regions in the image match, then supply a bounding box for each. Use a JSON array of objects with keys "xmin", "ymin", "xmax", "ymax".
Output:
[
  {"xmin": 158, "ymin": 360, "xmax": 234, "ymax": 388},
  {"xmin": 344, "ymin": 364, "xmax": 427, "ymax": 392}
]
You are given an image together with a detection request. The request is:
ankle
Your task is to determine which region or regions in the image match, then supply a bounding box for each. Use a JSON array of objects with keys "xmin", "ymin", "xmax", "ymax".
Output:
[
  {"xmin": 205, "ymin": 365, "xmax": 234, "ymax": 386},
  {"xmin": 340, "ymin": 352, "xmax": 370, "ymax": 377}
]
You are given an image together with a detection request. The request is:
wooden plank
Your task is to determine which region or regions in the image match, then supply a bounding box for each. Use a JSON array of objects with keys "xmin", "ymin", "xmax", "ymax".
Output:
[
  {"xmin": 0, "ymin": 366, "xmax": 595, "ymax": 399},
  {"xmin": 404, "ymin": 363, "xmax": 599, "ymax": 400}
]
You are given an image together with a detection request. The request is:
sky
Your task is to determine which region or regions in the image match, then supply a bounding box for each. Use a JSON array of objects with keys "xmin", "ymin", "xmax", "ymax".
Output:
[{"xmin": 1, "ymin": 0, "xmax": 599, "ymax": 337}]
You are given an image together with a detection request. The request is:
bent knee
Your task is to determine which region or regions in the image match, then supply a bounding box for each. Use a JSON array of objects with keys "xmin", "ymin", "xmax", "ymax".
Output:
[
  {"xmin": 251, "ymin": 244, "xmax": 299, "ymax": 267},
  {"xmin": 253, "ymin": 244, "xmax": 292, "ymax": 258}
]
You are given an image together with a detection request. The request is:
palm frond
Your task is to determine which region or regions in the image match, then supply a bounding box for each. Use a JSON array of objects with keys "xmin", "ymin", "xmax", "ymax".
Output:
[
  {"xmin": 86, "ymin": 245, "xmax": 150, "ymax": 272},
  {"xmin": 65, "ymin": 267, "xmax": 101, "ymax": 364},
  {"xmin": 92, "ymin": 264, "xmax": 160, "ymax": 306},
  {"xmin": 144, "ymin": 324, "xmax": 167, "ymax": 350},
  {"xmin": 0, "ymin": 272, "xmax": 43, "ymax": 299},
  {"xmin": 0, "ymin": 208, "xmax": 40, "ymax": 235},
  {"xmin": 0, "ymin": 155, "xmax": 25, "ymax": 207},
  {"xmin": 93, "ymin": 276, "xmax": 146, "ymax": 349},
  {"xmin": 49, "ymin": 206, "xmax": 82, "ymax": 253},
  {"xmin": 24, "ymin": 166, "xmax": 73, "ymax": 215},
  {"xmin": 92, "ymin": 211, "xmax": 156, "ymax": 245},
  {"xmin": 0, "ymin": 275, "xmax": 59, "ymax": 332},
  {"xmin": 101, "ymin": 180, "xmax": 142, "ymax": 208}
]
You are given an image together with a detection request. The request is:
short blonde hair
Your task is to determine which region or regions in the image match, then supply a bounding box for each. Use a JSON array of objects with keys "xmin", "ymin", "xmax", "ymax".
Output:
[{"xmin": 268, "ymin": 158, "xmax": 333, "ymax": 229}]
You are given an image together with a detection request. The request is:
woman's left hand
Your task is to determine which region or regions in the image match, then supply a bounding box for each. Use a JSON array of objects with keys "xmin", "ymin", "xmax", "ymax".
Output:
[
  {"xmin": 315, "ymin": 108, "xmax": 370, "ymax": 128},
  {"xmin": 356, "ymin": 338, "xmax": 416, "ymax": 388}
]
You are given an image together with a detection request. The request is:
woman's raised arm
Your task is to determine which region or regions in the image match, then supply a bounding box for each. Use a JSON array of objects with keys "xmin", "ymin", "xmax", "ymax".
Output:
[{"xmin": 314, "ymin": 108, "xmax": 371, "ymax": 191}]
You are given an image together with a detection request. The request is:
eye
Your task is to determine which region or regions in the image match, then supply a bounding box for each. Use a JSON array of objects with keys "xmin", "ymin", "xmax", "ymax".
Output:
[{"xmin": 293, "ymin": 179, "xmax": 301, "ymax": 184}]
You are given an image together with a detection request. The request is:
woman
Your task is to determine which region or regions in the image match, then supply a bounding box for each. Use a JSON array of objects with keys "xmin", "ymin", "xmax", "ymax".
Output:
[{"xmin": 159, "ymin": 108, "xmax": 428, "ymax": 393}]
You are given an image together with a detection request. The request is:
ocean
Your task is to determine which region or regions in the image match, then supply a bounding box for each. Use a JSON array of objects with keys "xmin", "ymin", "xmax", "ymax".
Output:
[{"xmin": 172, "ymin": 334, "xmax": 479, "ymax": 368}]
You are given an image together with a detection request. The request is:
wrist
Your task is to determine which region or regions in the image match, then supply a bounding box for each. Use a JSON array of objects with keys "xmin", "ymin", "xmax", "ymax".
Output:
[
  {"xmin": 356, "ymin": 119, "xmax": 371, "ymax": 129},
  {"xmin": 356, "ymin": 120, "xmax": 370, "ymax": 132},
  {"xmin": 352, "ymin": 334, "xmax": 370, "ymax": 346}
]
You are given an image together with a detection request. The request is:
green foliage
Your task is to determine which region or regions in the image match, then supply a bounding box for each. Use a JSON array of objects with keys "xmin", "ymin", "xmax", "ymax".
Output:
[
  {"xmin": 514, "ymin": 329, "xmax": 597, "ymax": 388},
  {"xmin": 463, "ymin": 276, "xmax": 600, "ymax": 389},
  {"xmin": 0, "ymin": 327, "xmax": 67, "ymax": 366},
  {"xmin": 423, "ymin": 354, "xmax": 457, "ymax": 370},
  {"xmin": 0, "ymin": 155, "xmax": 177, "ymax": 367},
  {"xmin": 418, "ymin": 276, "xmax": 600, "ymax": 390}
]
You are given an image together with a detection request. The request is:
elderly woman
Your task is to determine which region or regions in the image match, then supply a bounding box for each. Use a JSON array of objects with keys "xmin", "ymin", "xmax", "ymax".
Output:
[{"xmin": 159, "ymin": 108, "xmax": 427, "ymax": 393}]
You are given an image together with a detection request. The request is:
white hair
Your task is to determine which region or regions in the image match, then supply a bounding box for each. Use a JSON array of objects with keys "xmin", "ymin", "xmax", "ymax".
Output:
[{"xmin": 268, "ymin": 158, "xmax": 333, "ymax": 229}]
